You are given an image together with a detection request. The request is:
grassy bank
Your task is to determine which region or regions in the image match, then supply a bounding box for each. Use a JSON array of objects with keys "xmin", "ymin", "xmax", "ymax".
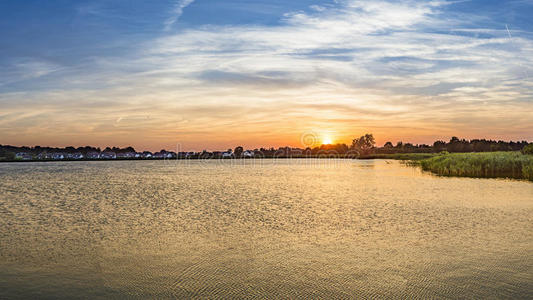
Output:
[{"xmin": 416, "ymin": 152, "xmax": 533, "ymax": 181}]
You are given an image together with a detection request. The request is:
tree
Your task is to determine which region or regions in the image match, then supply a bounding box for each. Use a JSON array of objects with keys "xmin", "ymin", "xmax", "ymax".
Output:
[
  {"xmin": 124, "ymin": 146, "xmax": 136, "ymax": 153},
  {"xmin": 234, "ymin": 146, "xmax": 243, "ymax": 158},
  {"xmin": 0, "ymin": 148, "xmax": 15, "ymax": 161},
  {"xmin": 396, "ymin": 141, "xmax": 403, "ymax": 149},
  {"xmin": 433, "ymin": 140, "xmax": 446, "ymax": 152},
  {"xmin": 447, "ymin": 137, "xmax": 462, "ymax": 152},
  {"xmin": 65, "ymin": 146, "xmax": 76, "ymax": 153},
  {"xmin": 384, "ymin": 141, "xmax": 393, "ymax": 148},
  {"xmin": 522, "ymin": 144, "xmax": 533, "ymax": 155},
  {"xmin": 351, "ymin": 133, "xmax": 376, "ymax": 155}
]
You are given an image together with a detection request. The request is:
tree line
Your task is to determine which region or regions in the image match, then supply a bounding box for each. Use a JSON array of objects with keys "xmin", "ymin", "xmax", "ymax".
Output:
[
  {"xmin": 283, "ymin": 135, "xmax": 529, "ymax": 156},
  {"xmin": 1, "ymin": 135, "xmax": 530, "ymax": 161},
  {"xmin": 200, "ymin": 134, "xmax": 530, "ymax": 158}
]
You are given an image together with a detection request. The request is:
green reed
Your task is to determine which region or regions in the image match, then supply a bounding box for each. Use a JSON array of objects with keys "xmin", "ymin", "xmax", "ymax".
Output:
[{"xmin": 417, "ymin": 152, "xmax": 533, "ymax": 181}]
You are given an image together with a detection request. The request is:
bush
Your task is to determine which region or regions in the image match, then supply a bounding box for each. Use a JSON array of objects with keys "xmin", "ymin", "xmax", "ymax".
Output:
[
  {"xmin": 0, "ymin": 150, "xmax": 15, "ymax": 161},
  {"xmin": 522, "ymin": 144, "xmax": 533, "ymax": 155}
]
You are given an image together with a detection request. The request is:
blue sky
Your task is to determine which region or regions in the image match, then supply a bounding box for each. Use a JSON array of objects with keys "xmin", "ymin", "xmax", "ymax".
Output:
[{"xmin": 1, "ymin": 0, "xmax": 532, "ymax": 150}]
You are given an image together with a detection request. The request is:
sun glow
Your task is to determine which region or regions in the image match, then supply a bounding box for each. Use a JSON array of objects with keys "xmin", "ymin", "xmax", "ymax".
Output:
[{"xmin": 322, "ymin": 137, "xmax": 333, "ymax": 145}]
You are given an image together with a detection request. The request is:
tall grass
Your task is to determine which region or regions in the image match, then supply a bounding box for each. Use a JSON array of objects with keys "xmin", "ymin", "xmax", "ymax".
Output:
[{"xmin": 418, "ymin": 152, "xmax": 533, "ymax": 181}]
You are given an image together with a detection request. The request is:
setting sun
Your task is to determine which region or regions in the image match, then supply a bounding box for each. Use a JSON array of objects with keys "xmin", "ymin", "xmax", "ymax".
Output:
[{"xmin": 322, "ymin": 137, "xmax": 333, "ymax": 145}]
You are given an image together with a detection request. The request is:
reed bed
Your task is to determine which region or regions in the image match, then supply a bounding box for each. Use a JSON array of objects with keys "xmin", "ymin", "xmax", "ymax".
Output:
[{"xmin": 418, "ymin": 152, "xmax": 533, "ymax": 181}]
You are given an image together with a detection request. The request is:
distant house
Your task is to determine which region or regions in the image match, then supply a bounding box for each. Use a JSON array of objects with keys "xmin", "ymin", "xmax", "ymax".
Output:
[
  {"xmin": 290, "ymin": 148, "xmax": 304, "ymax": 156},
  {"xmin": 37, "ymin": 152, "xmax": 51, "ymax": 160},
  {"xmin": 52, "ymin": 153, "xmax": 65, "ymax": 160},
  {"xmin": 142, "ymin": 151, "xmax": 153, "ymax": 158},
  {"xmin": 154, "ymin": 150, "xmax": 177, "ymax": 159},
  {"xmin": 101, "ymin": 151, "xmax": 116, "ymax": 159},
  {"xmin": 242, "ymin": 150, "xmax": 254, "ymax": 158},
  {"xmin": 87, "ymin": 151, "xmax": 100, "ymax": 159},
  {"xmin": 222, "ymin": 151, "xmax": 233, "ymax": 159},
  {"xmin": 67, "ymin": 152, "xmax": 84, "ymax": 160},
  {"xmin": 117, "ymin": 152, "xmax": 136, "ymax": 159},
  {"xmin": 15, "ymin": 152, "xmax": 32, "ymax": 160}
]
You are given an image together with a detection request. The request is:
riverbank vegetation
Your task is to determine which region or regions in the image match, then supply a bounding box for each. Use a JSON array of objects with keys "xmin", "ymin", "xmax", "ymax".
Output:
[{"xmin": 416, "ymin": 151, "xmax": 533, "ymax": 181}]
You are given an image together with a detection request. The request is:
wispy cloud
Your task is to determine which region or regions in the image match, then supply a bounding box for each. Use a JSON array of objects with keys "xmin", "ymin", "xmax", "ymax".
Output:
[
  {"xmin": 0, "ymin": 60, "xmax": 62, "ymax": 87},
  {"xmin": 164, "ymin": 0, "xmax": 195, "ymax": 31}
]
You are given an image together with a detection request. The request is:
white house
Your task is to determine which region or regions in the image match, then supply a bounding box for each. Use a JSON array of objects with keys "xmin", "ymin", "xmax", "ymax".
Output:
[
  {"xmin": 117, "ymin": 152, "xmax": 136, "ymax": 159},
  {"xmin": 242, "ymin": 150, "xmax": 254, "ymax": 158},
  {"xmin": 87, "ymin": 151, "xmax": 100, "ymax": 159},
  {"xmin": 67, "ymin": 153, "xmax": 84, "ymax": 160},
  {"xmin": 52, "ymin": 153, "xmax": 65, "ymax": 160},
  {"xmin": 101, "ymin": 152, "xmax": 116, "ymax": 159}
]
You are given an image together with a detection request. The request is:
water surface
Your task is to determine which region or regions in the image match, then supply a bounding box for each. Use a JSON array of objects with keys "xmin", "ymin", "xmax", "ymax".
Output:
[{"xmin": 0, "ymin": 160, "xmax": 532, "ymax": 298}]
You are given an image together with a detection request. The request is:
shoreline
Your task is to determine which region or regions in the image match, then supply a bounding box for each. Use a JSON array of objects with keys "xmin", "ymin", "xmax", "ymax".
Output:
[
  {"xmin": 0, "ymin": 156, "xmax": 360, "ymax": 163},
  {"xmin": 2, "ymin": 152, "xmax": 532, "ymax": 182},
  {"xmin": 0, "ymin": 153, "xmax": 437, "ymax": 163}
]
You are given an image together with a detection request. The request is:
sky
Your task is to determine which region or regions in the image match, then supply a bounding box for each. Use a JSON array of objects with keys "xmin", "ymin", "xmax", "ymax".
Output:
[{"xmin": 1, "ymin": 0, "xmax": 532, "ymax": 151}]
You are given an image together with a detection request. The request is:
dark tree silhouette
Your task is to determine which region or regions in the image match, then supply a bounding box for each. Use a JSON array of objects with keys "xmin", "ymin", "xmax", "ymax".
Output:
[
  {"xmin": 433, "ymin": 140, "xmax": 446, "ymax": 152},
  {"xmin": 351, "ymin": 134, "xmax": 376, "ymax": 155},
  {"xmin": 234, "ymin": 146, "xmax": 244, "ymax": 158}
]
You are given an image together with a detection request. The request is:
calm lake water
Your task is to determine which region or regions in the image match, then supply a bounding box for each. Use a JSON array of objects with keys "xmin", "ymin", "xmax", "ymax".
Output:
[{"xmin": 0, "ymin": 159, "xmax": 532, "ymax": 299}]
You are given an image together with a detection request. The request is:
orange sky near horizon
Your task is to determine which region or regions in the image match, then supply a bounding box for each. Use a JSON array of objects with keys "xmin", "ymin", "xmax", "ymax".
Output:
[
  {"xmin": 2, "ymin": 119, "xmax": 531, "ymax": 152},
  {"xmin": 2, "ymin": 82, "xmax": 532, "ymax": 152}
]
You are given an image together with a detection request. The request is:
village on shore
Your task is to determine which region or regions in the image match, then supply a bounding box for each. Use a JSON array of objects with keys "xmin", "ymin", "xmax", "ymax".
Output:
[
  {"xmin": 1, "ymin": 147, "xmax": 258, "ymax": 161},
  {"xmin": 0, "ymin": 145, "xmax": 272, "ymax": 161}
]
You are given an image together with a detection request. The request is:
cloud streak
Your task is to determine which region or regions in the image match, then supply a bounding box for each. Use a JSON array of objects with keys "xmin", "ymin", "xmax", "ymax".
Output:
[{"xmin": 164, "ymin": 0, "xmax": 195, "ymax": 31}]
